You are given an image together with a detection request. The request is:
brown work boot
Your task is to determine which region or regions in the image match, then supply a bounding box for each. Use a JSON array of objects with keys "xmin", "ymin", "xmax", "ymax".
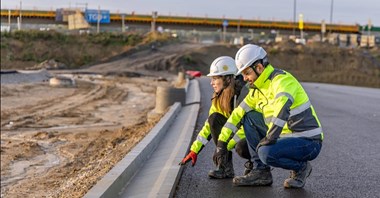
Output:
[
  {"xmin": 243, "ymin": 161, "xmax": 253, "ymax": 175},
  {"xmin": 284, "ymin": 162, "xmax": 312, "ymax": 188},
  {"xmin": 208, "ymin": 151, "xmax": 234, "ymax": 179},
  {"xmin": 232, "ymin": 167, "xmax": 273, "ymax": 186}
]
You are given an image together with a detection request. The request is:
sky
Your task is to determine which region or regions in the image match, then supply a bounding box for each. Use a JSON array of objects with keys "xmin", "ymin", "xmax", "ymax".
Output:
[{"xmin": 1, "ymin": 0, "xmax": 379, "ymax": 26}]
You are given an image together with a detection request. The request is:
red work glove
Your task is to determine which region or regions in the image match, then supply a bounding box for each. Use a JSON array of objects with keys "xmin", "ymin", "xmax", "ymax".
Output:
[{"xmin": 179, "ymin": 151, "xmax": 197, "ymax": 166}]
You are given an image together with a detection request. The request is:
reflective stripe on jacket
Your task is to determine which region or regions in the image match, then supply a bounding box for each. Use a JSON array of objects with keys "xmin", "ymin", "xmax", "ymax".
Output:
[{"xmin": 218, "ymin": 65, "xmax": 323, "ymax": 143}]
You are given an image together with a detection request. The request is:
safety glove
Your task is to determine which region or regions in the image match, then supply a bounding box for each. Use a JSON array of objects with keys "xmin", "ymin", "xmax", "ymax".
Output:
[
  {"xmin": 179, "ymin": 151, "xmax": 197, "ymax": 166},
  {"xmin": 212, "ymin": 140, "xmax": 228, "ymax": 164},
  {"xmin": 256, "ymin": 136, "xmax": 277, "ymax": 151}
]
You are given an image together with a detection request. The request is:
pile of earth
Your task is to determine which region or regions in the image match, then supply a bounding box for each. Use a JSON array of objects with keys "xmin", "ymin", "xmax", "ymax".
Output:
[
  {"xmin": 136, "ymin": 41, "xmax": 379, "ymax": 88},
  {"xmin": 170, "ymin": 41, "xmax": 379, "ymax": 88}
]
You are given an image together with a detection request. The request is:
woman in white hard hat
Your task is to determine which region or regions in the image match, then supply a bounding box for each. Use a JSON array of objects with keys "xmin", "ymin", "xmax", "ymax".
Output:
[{"xmin": 179, "ymin": 56, "xmax": 251, "ymax": 179}]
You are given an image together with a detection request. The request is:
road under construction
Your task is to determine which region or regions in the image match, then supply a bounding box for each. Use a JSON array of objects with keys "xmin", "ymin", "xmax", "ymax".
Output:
[{"xmin": 0, "ymin": 9, "xmax": 364, "ymax": 34}]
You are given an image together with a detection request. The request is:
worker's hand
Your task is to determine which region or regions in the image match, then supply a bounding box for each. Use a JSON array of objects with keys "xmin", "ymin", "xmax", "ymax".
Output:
[
  {"xmin": 179, "ymin": 151, "xmax": 197, "ymax": 166},
  {"xmin": 212, "ymin": 140, "xmax": 228, "ymax": 164},
  {"xmin": 256, "ymin": 137, "xmax": 276, "ymax": 151}
]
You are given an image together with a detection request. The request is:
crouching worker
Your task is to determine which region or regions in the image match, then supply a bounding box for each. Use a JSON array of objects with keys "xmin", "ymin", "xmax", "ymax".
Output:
[
  {"xmin": 179, "ymin": 56, "xmax": 250, "ymax": 179},
  {"xmin": 214, "ymin": 44, "xmax": 323, "ymax": 188}
]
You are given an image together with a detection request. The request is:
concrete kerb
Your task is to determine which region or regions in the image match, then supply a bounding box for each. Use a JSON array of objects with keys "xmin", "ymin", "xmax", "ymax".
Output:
[
  {"xmin": 166, "ymin": 79, "xmax": 201, "ymax": 197},
  {"xmin": 83, "ymin": 78, "xmax": 200, "ymax": 198},
  {"xmin": 145, "ymin": 79, "xmax": 200, "ymax": 197}
]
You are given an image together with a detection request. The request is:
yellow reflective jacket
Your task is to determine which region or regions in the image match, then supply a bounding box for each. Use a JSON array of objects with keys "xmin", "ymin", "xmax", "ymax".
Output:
[
  {"xmin": 190, "ymin": 80, "xmax": 247, "ymax": 154},
  {"xmin": 218, "ymin": 65, "xmax": 323, "ymax": 143}
]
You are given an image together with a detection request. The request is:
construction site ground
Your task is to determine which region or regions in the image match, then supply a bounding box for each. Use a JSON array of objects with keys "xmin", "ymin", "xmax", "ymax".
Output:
[{"xmin": 1, "ymin": 39, "xmax": 379, "ymax": 197}]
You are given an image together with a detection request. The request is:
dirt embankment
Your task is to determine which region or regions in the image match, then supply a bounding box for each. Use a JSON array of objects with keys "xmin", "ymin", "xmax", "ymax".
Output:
[
  {"xmin": 2, "ymin": 31, "xmax": 379, "ymax": 87},
  {"xmin": 267, "ymin": 41, "xmax": 380, "ymax": 88},
  {"xmin": 0, "ymin": 75, "xmax": 171, "ymax": 197},
  {"xmin": 177, "ymin": 42, "xmax": 380, "ymax": 88}
]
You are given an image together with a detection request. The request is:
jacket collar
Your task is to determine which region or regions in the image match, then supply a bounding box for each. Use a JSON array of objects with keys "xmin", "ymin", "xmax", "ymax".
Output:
[{"xmin": 253, "ymin": 64, "xmax": 274, "ymax": 88}]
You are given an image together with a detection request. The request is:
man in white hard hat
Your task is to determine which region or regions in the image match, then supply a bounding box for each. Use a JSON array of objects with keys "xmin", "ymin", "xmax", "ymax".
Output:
[{"xmin": 213, "ymin": 44, "xmax": 323, "ymax": 188}]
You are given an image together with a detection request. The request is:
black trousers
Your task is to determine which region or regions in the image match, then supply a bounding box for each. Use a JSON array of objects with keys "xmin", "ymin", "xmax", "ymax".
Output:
[{"xmin": 209, "ymin": 112, "xmax": 251, "ymax": 160}]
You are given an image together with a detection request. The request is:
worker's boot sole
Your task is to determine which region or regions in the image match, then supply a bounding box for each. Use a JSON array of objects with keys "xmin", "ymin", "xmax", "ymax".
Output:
[{"xmin": 232, "ymin": 178, "xmax": 273, "ymax": 186}]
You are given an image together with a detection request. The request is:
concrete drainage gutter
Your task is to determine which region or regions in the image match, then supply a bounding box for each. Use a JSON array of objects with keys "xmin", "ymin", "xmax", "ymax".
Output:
[{"xmin": 84, "ymin": 79, "xmax": 200, "ymax": 198}]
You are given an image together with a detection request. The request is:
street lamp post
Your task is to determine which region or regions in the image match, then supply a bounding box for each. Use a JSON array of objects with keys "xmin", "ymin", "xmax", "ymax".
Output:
[
  {"xmin": 151, "ymin": 11, "xmax": 158, "ymax": 33},
  {"xmin": 293, "ymin": 0, "xmax": 296, "ymax": 36},
  {"xmin": 121, "ymin": 14, "xmax": 125, "ymax": 33},
  {"xmin": 97, "ymin": 6, "xmax": 100, "ymax": 33},
  {"xmin": 19, "ymin": 0, "xmax": 22, "ymax": 30},
  {"xmin": 8, "ymin": 9, "xmax": 11, "ymax": 29},
  {"xmin": 329, "ymin": 0, "xmax": 334, "ymax": 33}
]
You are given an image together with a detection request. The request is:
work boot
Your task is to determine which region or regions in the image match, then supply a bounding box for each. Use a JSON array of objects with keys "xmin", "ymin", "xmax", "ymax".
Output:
[
  {"xmin": 243, "ymin": 161, "xmax": 253, "ymax": 175},
  {"xmin": 208, "ymin": 151, "xmax": 234, "ymax": 179},
  {"xmin": 284, "ymin": 161, "xmax": 312, "ymax": 188},
  {"xmin": 232, "ymin": 167, "xmax": 273, "ymax": 186}
]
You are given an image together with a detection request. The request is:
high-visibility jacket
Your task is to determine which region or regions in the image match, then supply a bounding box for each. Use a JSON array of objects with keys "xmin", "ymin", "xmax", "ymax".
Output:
[
  {"xmin": 218, "ymin": 65, "xmax": 323, "ymax": 143},
  {"xmin": 190, "ymin": 80, "xmax": 247, "ymax": 154}
]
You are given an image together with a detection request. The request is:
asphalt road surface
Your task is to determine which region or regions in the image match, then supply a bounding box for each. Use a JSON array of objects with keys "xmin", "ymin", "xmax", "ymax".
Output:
[{"xmin": 175, "ymin": 77, "xmax": 380, "ymax": 198}]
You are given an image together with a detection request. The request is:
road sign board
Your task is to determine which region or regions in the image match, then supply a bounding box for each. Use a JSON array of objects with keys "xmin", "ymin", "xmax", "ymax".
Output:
[
  {"xmin": 85, "ymin": 9, "xmax": 110, "ymax": 24},
  {"xmin": 222, "ymin": 20, "xmax": 228, "ymax": 27}
]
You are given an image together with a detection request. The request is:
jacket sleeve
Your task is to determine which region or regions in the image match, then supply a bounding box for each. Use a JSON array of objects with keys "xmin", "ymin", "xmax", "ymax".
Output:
[
  {"xmin": 218, "ymin": 90, "xmax": 256, "ymax": 143},
  {"xmin": 189, "ymin": 103, "xmax": 218, "ymax": 154},
  {"xmin": 227, "ymin": 126, "xmax": 245, "ymax": 151},
  {"xmin": 266, "ymin": 75, "xmax": 297, "ymax": 141}
]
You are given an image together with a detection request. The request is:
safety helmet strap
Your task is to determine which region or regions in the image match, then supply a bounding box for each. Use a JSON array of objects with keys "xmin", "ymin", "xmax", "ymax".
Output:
[{"xmin": 249, "ymin": 59, "xmax": 262, "ymax": 77}]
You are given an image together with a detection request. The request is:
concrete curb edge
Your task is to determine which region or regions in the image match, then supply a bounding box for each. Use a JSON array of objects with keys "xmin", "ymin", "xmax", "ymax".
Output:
[{"xmin": 84, "ymin": 103, "xmax": 182, "ymax": 198}]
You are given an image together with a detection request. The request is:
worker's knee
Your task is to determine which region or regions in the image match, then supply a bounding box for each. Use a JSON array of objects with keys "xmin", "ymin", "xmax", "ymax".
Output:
[
  {"xmin": 208, "ymin": 113, "xmax": 227, "ymax": 129},
  {"xmin": 235, "ymin": 139, "xmax": 250, "ymax": 160},
  {"xmin": 208, "ymin": 113, "xmax": 228, "ymax": 144},
  {"xmin": 257, "ymin": 146, "xmax": 276, "ymax": 166}
]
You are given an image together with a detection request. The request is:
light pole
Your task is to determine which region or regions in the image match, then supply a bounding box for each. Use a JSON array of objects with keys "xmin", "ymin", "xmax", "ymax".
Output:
[
  {"xmin": 19, "ymin": 0, "xmax": 22, "ymax": 30},
  {"xmin": 293, "ymin": 0, "xmax": 296, "ymax": 36},
  {"xmin": 8, "ymin": 9, "xmax": 11, "ymax": 29},
  {"xmin": 151, "ymin": 11, "xmax": 158, "ymax": 33},
  {"xmin": 329, "ymin": 0, "xmax": 334, "ymax": 33},
  {"xmin": 121, "ymin": 14, "xmax": 125, "ymax": 33},
  {"xmin": 97, "ymin": 6, "xmax": 100, "ymax": 33},
  {"xmin": 237, "ymin": 17, "xmax": 241, "ymax": 37},
  {"xmin": 329, "ymin": 0, "xmax": 334, "ymax": 24}
]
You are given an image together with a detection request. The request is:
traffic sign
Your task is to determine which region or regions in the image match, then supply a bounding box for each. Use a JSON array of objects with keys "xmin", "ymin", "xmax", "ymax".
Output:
[
  {"xmin": 222, "ymin": 20, "xmax": 228, "ymax": 27},
  {"xmin": 85, "ymin": 9, "xmax": 110, "ymax": 24}
]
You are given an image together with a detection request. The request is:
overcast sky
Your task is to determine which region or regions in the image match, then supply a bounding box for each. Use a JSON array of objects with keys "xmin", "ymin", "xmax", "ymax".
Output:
[{"xmin": 1, "ymin": 0, "xmax": 379, "ymax": 26}]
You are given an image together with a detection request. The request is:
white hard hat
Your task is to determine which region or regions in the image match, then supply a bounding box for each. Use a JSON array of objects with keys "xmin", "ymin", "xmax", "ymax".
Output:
[
  {"xmin": 207, "ymin": 56, "xmax": 237, "ymax": 77},
  {"xmin": 235, "ymin": 44, "xmax": 267, "ymax": 75}
]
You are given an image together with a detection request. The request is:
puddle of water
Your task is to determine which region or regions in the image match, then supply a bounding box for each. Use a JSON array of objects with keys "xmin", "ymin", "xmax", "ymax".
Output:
[{"xmin": 2, "ymin": 153, "xmax": 61, "ymax": 187}]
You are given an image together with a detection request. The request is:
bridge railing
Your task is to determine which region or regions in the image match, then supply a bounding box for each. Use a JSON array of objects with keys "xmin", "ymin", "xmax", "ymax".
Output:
[{"xmin": 1, "ymin": 9, "xmax": 360, "ymax": 34}]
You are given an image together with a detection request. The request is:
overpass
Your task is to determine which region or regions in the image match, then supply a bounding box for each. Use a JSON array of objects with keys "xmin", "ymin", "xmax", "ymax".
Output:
[{"xmin": 1, "ymin": 9, "xmax": 360, "ymax": 34}]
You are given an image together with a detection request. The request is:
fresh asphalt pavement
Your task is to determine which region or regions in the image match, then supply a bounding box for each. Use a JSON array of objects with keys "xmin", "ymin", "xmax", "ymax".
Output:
[{"xmin": 174, "ymin": 77, "xmax": 380, "ymax": 198}]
